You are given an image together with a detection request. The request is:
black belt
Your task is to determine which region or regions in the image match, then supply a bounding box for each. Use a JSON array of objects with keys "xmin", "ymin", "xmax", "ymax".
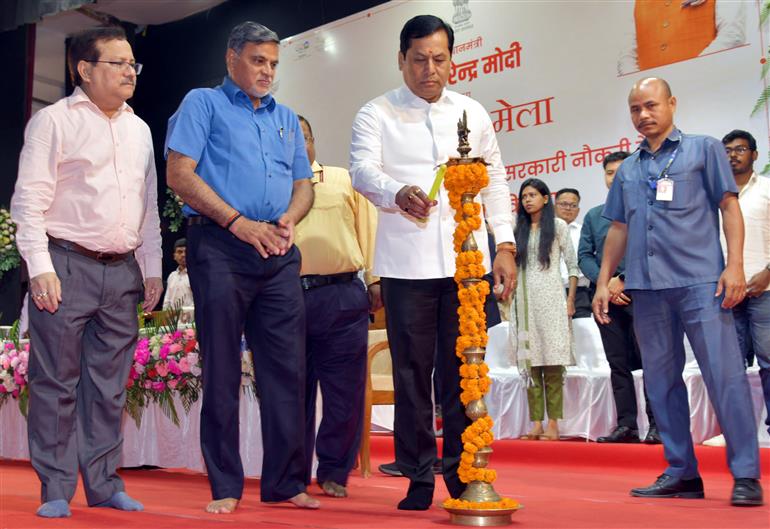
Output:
[
  {"xmin": 300, "ymin": 272, "xmax": 357, "ymax": 291},
  {"xmin": 188, "ymin": 216, "xmax": 277, "ymax": 227},
  {"xmin": 48, "ymin": 235, "xmax": 132, "ymax": 264}
]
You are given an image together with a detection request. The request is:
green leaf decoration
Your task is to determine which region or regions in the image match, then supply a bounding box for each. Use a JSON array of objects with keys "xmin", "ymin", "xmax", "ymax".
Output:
[
  {"xmin": 125, "ymin": 388, "xmax": 146, "ymax": 430},
  {"xmin": 751, "ymin": 85, "xmax": 770, "ymax": 116},
  {"xmin": 17, "ymin": 387, "xmax": 28, "ymax": 418},
  {"xmin": 156, "ymin": 390, "xmax": 180, "ymax": 427},
  {"xmin": 9, "ymin": 319, "xmax": 20, "ymax": 349}
]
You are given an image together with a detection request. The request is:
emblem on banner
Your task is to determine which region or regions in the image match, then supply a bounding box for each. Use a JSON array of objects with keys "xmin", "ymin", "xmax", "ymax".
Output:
[{"xmin": 452, "ymin": 0, "xmax": 472, "ymax": 24}]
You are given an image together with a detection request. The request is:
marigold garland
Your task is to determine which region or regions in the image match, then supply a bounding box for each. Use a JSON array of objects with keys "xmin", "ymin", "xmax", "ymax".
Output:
[
  {"xmin": 443, "ymin": 161, "xmax": 518, "ymax": 512},
  {"xmin": 442, "ymin": 497, "xmax": 521, "ymax": 510},
  {"xmin": 444, "ymin": 162, "xmax": 498, "ymax": 483}
]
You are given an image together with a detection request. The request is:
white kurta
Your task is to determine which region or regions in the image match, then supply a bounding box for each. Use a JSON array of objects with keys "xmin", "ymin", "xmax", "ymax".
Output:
[{"xmin": 350, "ymin": 85, "xmax": 514, "ymax": 279}]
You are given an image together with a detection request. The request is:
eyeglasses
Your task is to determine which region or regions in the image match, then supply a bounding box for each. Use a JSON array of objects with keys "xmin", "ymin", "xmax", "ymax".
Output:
[
  {"xmin": 725, "ymin": 146, "xmax": 751, "ymax": 155},
  {"xmin": 555, "ymin": 202, "xmax": 579, "ymax": 210},
  {"xmin": 85, "ymin": 60, "xmax": 143, "ymax": 75}
]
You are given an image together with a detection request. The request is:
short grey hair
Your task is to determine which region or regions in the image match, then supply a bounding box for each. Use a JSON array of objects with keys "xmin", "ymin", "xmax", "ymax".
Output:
[{"xmin": 227, "ymin": 21, "xmax": 279, "ymax": 53}]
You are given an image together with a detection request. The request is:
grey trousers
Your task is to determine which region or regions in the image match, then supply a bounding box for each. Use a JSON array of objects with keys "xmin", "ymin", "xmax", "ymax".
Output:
[{"xmin": 27, "ymin": 243, "xmax": 142, "ymax": 505}]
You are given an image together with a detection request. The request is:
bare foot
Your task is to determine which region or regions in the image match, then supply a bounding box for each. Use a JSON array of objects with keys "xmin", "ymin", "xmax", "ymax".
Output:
[
  {"xmin": 539, "ymin": 419, "xmax": 560, "ymax": 441},
  {"xmin": 519, "ymin": 427, "xmax": 544, "ymax": 440},
  {"xmin": 205, "ymin": 497, "xmax": 239, "ymax": 514},
  {"xmin": 540, "ymin": 426, "xmax": 560, "ymax": 441},
  {"xmin": 288, "ymin": 492, "xmax": 321, "ymax": 509},
  {"xmin": 320, "ymin": 481, "xmax": 348, "ymax": 498}
]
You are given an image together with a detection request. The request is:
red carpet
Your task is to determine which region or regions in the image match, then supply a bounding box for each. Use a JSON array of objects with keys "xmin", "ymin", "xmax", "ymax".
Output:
[{"xmin": 0, "ymin": 435, "xmax": 768, "ymax": 529}]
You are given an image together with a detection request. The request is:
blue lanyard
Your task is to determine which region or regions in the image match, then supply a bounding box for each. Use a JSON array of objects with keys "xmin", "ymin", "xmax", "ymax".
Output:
[{"xmin": 647, "ymin": 135, "xmax": 682, "ymax": 190}]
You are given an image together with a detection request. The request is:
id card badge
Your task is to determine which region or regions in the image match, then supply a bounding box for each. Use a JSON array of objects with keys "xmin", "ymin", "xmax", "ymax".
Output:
[{"xmin": 656, "ymin": 177, "xmax": 674, "ymax": 202}]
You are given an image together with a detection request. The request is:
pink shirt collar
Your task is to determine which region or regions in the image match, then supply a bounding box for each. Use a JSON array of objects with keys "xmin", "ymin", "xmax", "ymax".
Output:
[{"xmin": 67, "ymin": 86, "xmax": 134, "ymax": 116}]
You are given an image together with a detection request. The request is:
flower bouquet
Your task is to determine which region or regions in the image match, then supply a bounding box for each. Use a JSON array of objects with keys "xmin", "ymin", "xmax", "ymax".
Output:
[
  {"xmin": 0, "ymin": 320, "xmax": 29, "ymax": 416},
  {"xmin": 0, "ymin": 207, "xmax": 21, "ymax": 280},
  {"xmin": 125, "ymin": 327, "xmax": 201, "ymax": 428}
]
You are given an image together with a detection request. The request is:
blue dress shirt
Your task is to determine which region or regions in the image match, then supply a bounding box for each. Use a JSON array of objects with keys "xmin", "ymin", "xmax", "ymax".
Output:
[
  {"xmin": 578, "ymin": 204, "xmax": 626, "ymax": 285},
  {"xmin": 603, "ymin": 128, "xmax": 738, "ymax": 290},
  {"xmin": 164, "ymin": 76, "xmax": 312, "ymax": 222}
]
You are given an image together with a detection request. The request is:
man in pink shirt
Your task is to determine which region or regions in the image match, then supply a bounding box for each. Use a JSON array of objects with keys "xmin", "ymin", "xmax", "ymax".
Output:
[{"xmin": 10, "ymin": 26, "xmax": 162, "ymax": 518}]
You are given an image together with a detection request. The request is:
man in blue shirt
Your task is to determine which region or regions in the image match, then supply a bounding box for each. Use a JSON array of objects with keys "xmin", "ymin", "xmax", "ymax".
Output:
[
  {"xmin": 165, "ymin": 22, "xmax": 316, "ymax": 513},
  {"xmin": 593, "ymin": 77, "xmax": 762, "ymax": 506},
  {"xmin": 579, "ymin": 151, "xmax": 658, "ymax": 445}
]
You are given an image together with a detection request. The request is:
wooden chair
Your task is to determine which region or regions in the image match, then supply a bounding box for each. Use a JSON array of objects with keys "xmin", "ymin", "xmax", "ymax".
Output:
[{"xmin": 359, "ymin": 329, "xmax": 394, "ymax": 477}]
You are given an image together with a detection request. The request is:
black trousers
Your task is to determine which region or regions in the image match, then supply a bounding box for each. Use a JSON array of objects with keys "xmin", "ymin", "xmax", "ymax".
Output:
[
  {"xmin": 596, "ymin": 300, "xmax": 656, "ymax": 430},
  {"xmin": 381, "ymin": 277, "xmax": 470, "ymax": 500},
  {"xmin": 568, "ymin": 286, "xmax": 593, "ymax": 319},
  {"xmin": 187, "ymin": 223, "xmax": 306, "ymax": 502},
  {"xmin": 303, "ymin": 279, "xmax": 369, "ymax": 487}
]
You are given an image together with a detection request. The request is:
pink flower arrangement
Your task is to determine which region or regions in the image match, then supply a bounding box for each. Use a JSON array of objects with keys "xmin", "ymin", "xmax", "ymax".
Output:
[
  {"xmin": 125, "ymin": 328, "xmax": 201, "ymax": 427},
  {"xmin": 0, "ymin": 340, "xmax": 30, "ymax": 415}
]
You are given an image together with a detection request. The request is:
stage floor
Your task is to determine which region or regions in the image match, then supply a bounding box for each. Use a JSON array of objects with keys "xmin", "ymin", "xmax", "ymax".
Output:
[{"xmin": 1, "ymin": 435, "xmax": 767, "ymax": 529}]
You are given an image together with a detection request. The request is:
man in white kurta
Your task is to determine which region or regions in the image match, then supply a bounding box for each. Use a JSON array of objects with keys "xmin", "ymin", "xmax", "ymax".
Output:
[{"xmin": 350, "ymin": 15, "xmax": 515, "ymax": 510}]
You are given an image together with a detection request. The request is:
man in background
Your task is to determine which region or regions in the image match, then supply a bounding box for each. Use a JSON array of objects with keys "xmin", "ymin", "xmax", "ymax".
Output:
[
  {"xmin": 555, "ymin": 188, "xmax": 591, "ymax": 318},
  {"xmin": 579, "ymin": 152, "xmax": 658, "ymax": 444},
  {"xmin": 162, "ymin": 238, "xmax": 193, "ymax": 310},
  {"xmin": 295, "ymin": 115, "xmax": 380, "ymax": 498},
  {"xmin": 721, "ymin": 130, "xmax": 770, "ymax": 436}
]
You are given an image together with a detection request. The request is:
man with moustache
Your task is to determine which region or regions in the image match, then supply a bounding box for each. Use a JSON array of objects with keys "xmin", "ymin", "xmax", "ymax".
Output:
[
  {"xmin": 162, "ymin": 238, "xmax": 193, "ymax": 310},
  {"xmin": 721, "ymin": 130, "xmax": 770, "ymax": 435},
  {"xmin": 350, "ymin": 15, "xmax": 516, "ymax": 510},
  {"xmin": 593, "ymin": 77, "xmax": 762, "ymax": 506},
  {"xmin": 165, "ymin": 22, "xmax": 316, "ymax": 513},
  {"xmin": 11, "ymin": 26, "xmax": 162, "ymax": 518}
]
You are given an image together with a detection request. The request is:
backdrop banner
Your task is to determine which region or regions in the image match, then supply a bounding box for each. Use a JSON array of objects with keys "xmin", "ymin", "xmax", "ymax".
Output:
[{"xmin": 276, "ymin": 0, "xmax": 769, "ymax": 216}]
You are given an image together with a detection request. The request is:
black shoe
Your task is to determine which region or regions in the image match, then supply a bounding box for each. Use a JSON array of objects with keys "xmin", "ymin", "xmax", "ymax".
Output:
[
  {"xmin": 597, "ymin": 425, "xmax": 640, "ymax": 444},
  {"xmin": 630, "ymin": 474, "xmax": 704, "ymax": 499},
  {"xmin": 731, "ymin": 478, "xmax": 764, "ymax": 506},
  {"xmin": 432, "ymin": 458, "xmax": 442, "ymax": 475},
  {"xmin": 379, "ymin": 461, "xmax": 403, "ymax": 477},
  {"xmin": 397, "ymin": 483, "xmax": 433, "ymax": 511},
  {"xmin": 643, "ymin": 426, "xmax": 662, "ymax": 445}
]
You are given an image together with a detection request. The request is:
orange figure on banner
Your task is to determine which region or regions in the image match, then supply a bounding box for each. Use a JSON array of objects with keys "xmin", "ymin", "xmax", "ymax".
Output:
[{"xmin": 617, "ymin": 0, "xmax": 746, "ymax": 75}]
